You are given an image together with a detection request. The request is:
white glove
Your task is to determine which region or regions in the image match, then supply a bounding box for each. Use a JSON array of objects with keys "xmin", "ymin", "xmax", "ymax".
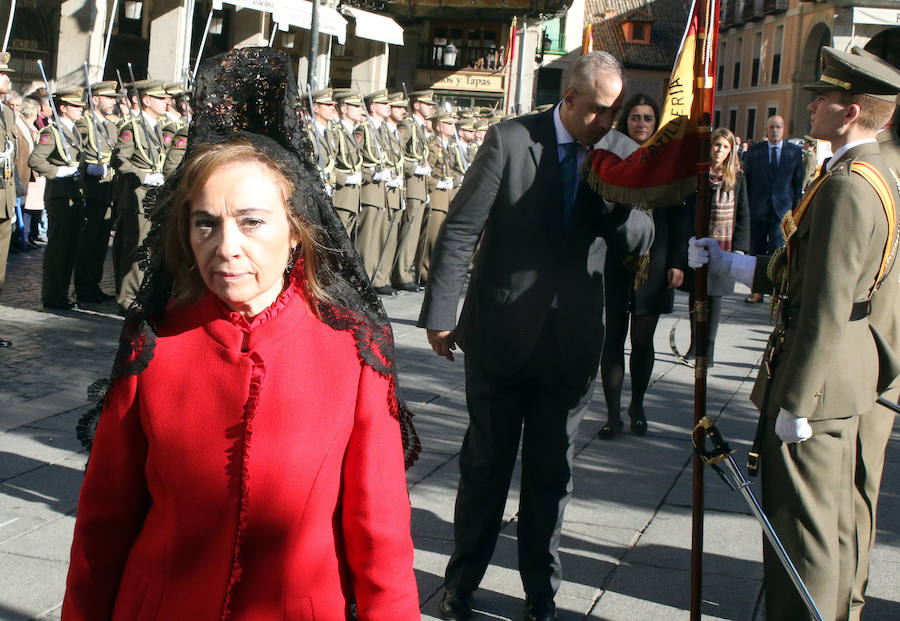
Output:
[
  {"xmin": 414, "ymin": 165, "xmax": 432, "ymax": 176},
  {"xmin": 688, "ymin": 237, "xmax": 756, "ymax": 288},
  {"xmin": 372, "ymin": 170, "xmax": 386, "ymax": 182},
  {"xmin": 344, "ymin": 172, "xmax": 362, "ymax": 186},
  {"xmin": 386, "ymin": 176, "xmax": 403, "ymax": 189},
  {"xmin": 85, "ymin": 163, "xmax": 106, "ymax": 177},
  {"xmin": 436, "ymin": 178, "xmax": 454, "ymax": 190},
  {"xmin": 324, "ymin": 184, "xmax": 333, "ymax": 197},
  {"xmin": 775, "ymin": 409, "xmax": 813, "ymax": 444},
  {"xmin": 56, "ymin": 165, "xmax": 78, "ymax": 178},
  {"xmin": 143, "ymin": 172, "xmax": 165, "ymax": 187}
]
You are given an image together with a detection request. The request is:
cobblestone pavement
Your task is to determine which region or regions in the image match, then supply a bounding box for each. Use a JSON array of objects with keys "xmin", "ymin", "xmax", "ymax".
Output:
[{"xmin": 1, "ymin": 244, "xmax": 898, "ymax": 621}]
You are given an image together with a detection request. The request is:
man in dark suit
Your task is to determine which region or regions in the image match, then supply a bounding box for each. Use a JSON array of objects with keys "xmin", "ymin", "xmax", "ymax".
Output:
[
  {"xmin": 742, "ymin": 114, "xmax": 804, "ymax": 302},
  {"xmin": 418, "ymin": 51, "xmax": 654, "ymax": 621}
]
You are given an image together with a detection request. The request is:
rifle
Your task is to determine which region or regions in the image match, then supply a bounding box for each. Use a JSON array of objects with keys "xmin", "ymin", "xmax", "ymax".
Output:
[
  {"xmin": 127, "ymin": 63, "xmax": 162, "ymax": 174},
  {"xmin": 443, "ymin": 99, "xmax": 469, "ymax": 172},
  {"xmin": 305, "ymin": 84, "xmax": 328, "ymax": 184}
]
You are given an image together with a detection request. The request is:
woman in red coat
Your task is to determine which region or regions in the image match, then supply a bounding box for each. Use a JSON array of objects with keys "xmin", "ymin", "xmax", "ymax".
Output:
[{"xmin": 63, "ymin": 48, "xmax": 420, "ymax": 621}]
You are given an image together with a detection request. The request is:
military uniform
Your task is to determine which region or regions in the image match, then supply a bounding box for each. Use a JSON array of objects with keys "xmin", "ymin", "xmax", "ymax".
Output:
[
  {"xmin": 74, "ymin": 81, "xmax": 119, "ymax": 302},
  {"xmin": 374, "ymin": 95, "xmax": 406, "ymax": 291},
  {"xmin": 353, "ymin": 90, "xmax": 393, "ymax": 289},
  {"xmin": 0, "ymin": 52, "xmax": 18, "ymax": 300},
  {"xmin": 419, "ymin": 111, "xmax": 465, "ymax": 282},
  {"xmin": 110, "ymin": 80, "xmax": 168, "ymax": 311},
  {"xmin": 162, "ymin": 125, "xmax": 189, "ymax": 177},
  {"xmin": 394, "ymin": 91, "xmax": 435, "ymax": 289},
  {"xmin": 329, "ymin": 89, "xmax": 363, "ymax": 236},
  {"xmin": 306, "ymin": 89, "xmax": 337, "ymax": 188},
  {"xmin": 738, "ymin": 48, "xmax": 900, "ymax": 621},
  {"xmin": 27, "ymin": 88, "xmax": 85, "ymax": 308}
]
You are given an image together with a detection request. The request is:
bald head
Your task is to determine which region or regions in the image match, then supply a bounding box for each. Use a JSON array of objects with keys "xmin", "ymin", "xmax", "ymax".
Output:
[{"xmin": 766, "ymin": 115, "xmax": 785, "ymax": 144}]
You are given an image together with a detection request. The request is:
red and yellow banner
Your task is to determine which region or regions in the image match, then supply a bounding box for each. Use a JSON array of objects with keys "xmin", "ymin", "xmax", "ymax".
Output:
[{"xmin": 585, "ymin": 0, "xmax": 720, "ymax": 206}]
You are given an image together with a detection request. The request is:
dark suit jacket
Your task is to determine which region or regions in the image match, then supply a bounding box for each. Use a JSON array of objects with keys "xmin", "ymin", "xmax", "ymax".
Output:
[
  {"xmin": 417, "ymin": 108, "xmax": 654, "ymax": 381},
  {"xmin": 743, "ymin": 140, "xmax": 804, "ymax": 222}
]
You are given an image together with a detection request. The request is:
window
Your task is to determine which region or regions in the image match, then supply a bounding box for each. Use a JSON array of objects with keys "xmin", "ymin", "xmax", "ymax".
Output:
[
  {"xmin": 426, "ymin": 23, "xmax": 503, "ymax": 70},
  {"xmin": 717, "ymin": 41, "xmax": 726, "ymax": 91},
  {"xmin": 751, "ymin": 32, "xmax": 761, "ymax": 87},
  {"xmin": 624, "ymin": 21, "xmax": 651, "ymax": 44},
  {"xmin": 746, "ymin": 108, "xmax": 756, "ymax": 141},
  {"xmin": 772, "ymin": 25, "xmax": 784, "ymax": 84},
  {"xmin": 543, "ymin": 17, "xmax": 567, "ymax": 53},
  {"xmin": 729, "ymin": 108, "xmax": 738, "ymax": 133},
  {"xmin": 733, "ymin": 37, "xmax": 743, "ymax": 89},
  {"xmin": 767, "ymin": 106, "xmax": 777, "ymax": 118},
  {"xmin": 714, "ymin": 109, "xmax": 721, "ymax": 128}
]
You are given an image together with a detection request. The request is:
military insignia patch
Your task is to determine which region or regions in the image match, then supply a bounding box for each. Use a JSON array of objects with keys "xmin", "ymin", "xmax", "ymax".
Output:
[
  {"xmin": 163, "ymin": 134, "xmax": 173, "ymax": 146},
  {"xmin": 175, "ymin": 136, "xmax": 187, "ymax": 149},
  {"xmin": 121, "ymin": 130, "xmax": 132, "ymax": 142},
  {"xmin": 355, "ymin": 133, "xmax": 363, "ymax": 145},
  {"xmin": 40, "ymin": 134, "xmax": 51, "ymax": 144}
]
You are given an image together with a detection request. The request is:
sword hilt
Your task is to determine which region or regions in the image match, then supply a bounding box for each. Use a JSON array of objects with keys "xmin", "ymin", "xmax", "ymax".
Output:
[{"xmin": 692, "ymin": 416, "xmax": 735, "ymax": 465}]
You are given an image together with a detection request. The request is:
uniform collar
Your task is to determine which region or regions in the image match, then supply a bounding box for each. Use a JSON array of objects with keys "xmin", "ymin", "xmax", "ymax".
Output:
[{"xmin": 827, "ymin": 138, "xmax": 878, "ymax": 171}]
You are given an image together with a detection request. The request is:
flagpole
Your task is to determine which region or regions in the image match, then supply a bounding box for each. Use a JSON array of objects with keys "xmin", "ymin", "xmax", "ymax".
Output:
[{"xmin": 690, "ymin": 0, "xmax": 720, "ymax": 619}]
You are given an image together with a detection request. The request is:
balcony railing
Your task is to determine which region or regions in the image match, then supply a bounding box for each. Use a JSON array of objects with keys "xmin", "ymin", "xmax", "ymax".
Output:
[
  {"xmin": 742, "ymin": 0, "xmax": 764, "ymax": 22},
  {"xmin": 763, "ymin": 0, "xmax": 788, "ymax": 14},
  {"xmin": 419, "ymin": 43, "xmax": 506, "ymax": 71}
]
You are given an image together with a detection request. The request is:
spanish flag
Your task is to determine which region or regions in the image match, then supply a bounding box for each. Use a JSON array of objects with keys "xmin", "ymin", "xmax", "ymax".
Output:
[{"xmin": 585, "ymin": 0, "xmax": 720, "ymax": 206}]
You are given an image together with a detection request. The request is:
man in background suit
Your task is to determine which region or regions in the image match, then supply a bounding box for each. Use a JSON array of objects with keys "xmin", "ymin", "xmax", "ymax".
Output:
[
  {"xmin": 743, "ymin": 114, "xmax": 804, "ymax": 302},
  {"xmin": 418, "ymin": 51, "xmax": 653, "ymax": 621}
]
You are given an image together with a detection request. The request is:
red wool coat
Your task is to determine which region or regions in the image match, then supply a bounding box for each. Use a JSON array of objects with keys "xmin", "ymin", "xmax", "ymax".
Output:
[{"xmin": 62, "ymin": 283, "xmax": 420, "ymax": 621}]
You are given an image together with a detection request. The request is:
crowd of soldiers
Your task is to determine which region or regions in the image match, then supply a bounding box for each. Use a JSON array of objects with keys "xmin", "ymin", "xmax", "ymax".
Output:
[
  {"xmin": 3, "ymin": 60, "xmax": 191, "ymax": 314},
  {"xmin": 304, "ymin": 87, "xmax": 505, "ymax": 294}
]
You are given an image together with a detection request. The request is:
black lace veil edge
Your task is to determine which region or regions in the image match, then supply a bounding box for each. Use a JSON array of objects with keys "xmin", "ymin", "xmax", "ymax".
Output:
[{"xmin": 77, "ymin": 47, "xmax": 420, "ymax": 469}]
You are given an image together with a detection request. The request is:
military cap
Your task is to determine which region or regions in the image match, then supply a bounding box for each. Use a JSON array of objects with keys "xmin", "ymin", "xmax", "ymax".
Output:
[
  {"xmin": 53, "ymin": 87, "xmax": 84, "ymax": 107},
  {"xmin": 334, "ymin": 89, "xmax": 363, "ymax": 105},
  {"xmin": 803, "ymin": 46, "xmax": 900, "ymax": 102},
  {"xmin": 474, "ymin": 118, "xmax": 490, "ymax": 131},
  {"xmin": 457, "ymin": 118, "xmax": 476, "ymax": 132},
  {"xmin": 408, "ymin": 90, "xmax": 437, "ymax": 105},
  {"xmin": 534, "ymin": 103, "xmax": 555, "ymax": 113},
  {"xmin": 501, "ymin": 113, "xmax": 518, "ymax": 122},
  {"xmin": 0, "ymin": 52, "xmax": 14, "ymax": 73},
  {"xmin": 133, "ymin": 79, "xmax": 168, "ymax": 98},
  {"xmin": 388, "ymin": 92, "xmax": 408, "ymax": 107},
  {"xmin": 165, "ymin": 83, "xmax": 187, "ymax": 98},
  {"xmin": 428, "ymin": 110, "xmax": 458, "ymax": 124},
  {"xmin": 477, "ymin": 107, "xmax": 495, "ymax": 118},
  {"xmin": 311, "ymin": 88, "xmax": 335, "ymax": 105},
  {"xmin": 90, "ymin": 81, "xmax": 119, "ymax": 97},
  {"xmin": 488, "ymin": 116, "xmax": 502, "ymax": 127},
  {"xmin": 364, "ymin": 89, "xmax": 390, "ymax": 105}
]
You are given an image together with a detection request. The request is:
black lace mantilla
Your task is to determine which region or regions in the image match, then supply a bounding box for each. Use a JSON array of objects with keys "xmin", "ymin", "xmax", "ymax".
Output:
[{"xmin": 78, "ymin": 47, "xmax": 420, "ymax": 469}]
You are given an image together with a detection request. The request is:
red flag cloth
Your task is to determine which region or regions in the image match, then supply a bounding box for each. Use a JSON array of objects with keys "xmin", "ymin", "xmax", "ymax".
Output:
[{"xmin": 585, "ymin": 0, "xmax": 719, "ymax": 206}]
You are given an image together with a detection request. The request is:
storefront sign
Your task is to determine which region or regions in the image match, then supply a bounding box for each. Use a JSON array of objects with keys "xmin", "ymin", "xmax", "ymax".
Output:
[
  {"xmin": 417, "ymin": 69, "xmax": 505, "ymax": 93},
  {"xmin": 852, "ymin": 7, "xmax": 900, "ymax": 26}
]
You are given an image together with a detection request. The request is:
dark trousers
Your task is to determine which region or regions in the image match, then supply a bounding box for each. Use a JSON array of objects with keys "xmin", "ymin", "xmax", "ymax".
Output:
[
  {"xmin": 42, "ymin": 197, "xmax": 84, "ymax": 304},
  {"xmin": 750, "ymin": 216, "xmax": 784, "ymax": 257},
  {"xmin": 74, "ymin": 196, "xmax": 113, "ymax": 296},
  {"xmin": 445, "ymin": 313, "xmax": 596, "ymax": 603}
]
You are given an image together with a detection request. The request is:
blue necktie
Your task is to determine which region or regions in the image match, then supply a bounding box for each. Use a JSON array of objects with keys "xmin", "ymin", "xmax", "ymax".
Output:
[{"xmin": 561, "ymin": 142, "xmax": 579, "ymax": 224}]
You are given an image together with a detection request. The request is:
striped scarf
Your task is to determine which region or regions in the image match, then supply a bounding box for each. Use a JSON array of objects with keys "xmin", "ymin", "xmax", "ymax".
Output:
[{"xmin": 708, "ymin": 172, "xmax": 734, "ymax": 251}]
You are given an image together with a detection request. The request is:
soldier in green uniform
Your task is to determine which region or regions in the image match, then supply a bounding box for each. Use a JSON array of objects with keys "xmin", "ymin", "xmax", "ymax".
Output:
[
  {"xmin": 160, "ymin": 83, "xmax": 189, "ymax": 153},
  {"xmin": 373, "ymin": 92, "xmax": 407, "ymax": 294},
  {"xmin": 329, "ymin": 89, "xmax": 364, "ymax": 236},
  {"xmin": 0, "ymin": 52, "xmax": 17, "ymax": 345},
  {"xmin": 690, "ymin": 47, "xmax": 900, "ymax": 621},
  {"xmin": 162, "ymin": 125, "xmax": 188, "ymax": 178},
  {"xmin": 354, "ymin": 89, "xmax": 395, "ymax": 295},
  {"xmin": 27, "ymin": 87, "xmax": 85, "ymax": 309},
  {"xmin": 394, "ymin": 89, "xmax": 435, "ymax": 291},
  {"xmin": 110, "ymin": 79, "xmax": 168, "ymax": 312},
  {"xmin": 457, "ymin": 117, "xmax": 479, "ymax": 165},
  {"xmin": 419, "ymin": 110, "xmax": 465, "ymax": 282},
  {"xmin": 74, "ymin": 80, "xmax": 119, "ymax": 304},
  {"xmin": 307, "ymin": 88, "xmax": 338, "ymax": 189}
]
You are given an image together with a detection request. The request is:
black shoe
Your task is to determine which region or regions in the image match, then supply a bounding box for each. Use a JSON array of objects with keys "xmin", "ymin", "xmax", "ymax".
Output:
[
  {"xmin": 629, "ymin": 404, "xmax": 647, "ymax": 436},
  {"xmin": 439, "ymin": 589, "xmax": 473, "ymax": 620},
  {"xmin": 374, "ymin": 285, "xmax": 398, "ymax": 296},
  {"xmin": 597, "ymin": 417, "xmax": 623, "ymax": 440},
  {"xmin": 396, "ymin": 281, "xmax": 423, "ymax": 292},
  {"xmin": 524, "ymin": 597, "xmax": 557, "ymax": 621},
  {"xmin": 43, "ymin": 299, "xmax": 76, "ymax": 310},
  {"xmin": 77, "ymin": 290, "xmax": 116, "ymax": 304},
  {"xmin": 0, "ymin": 338, "xmax": 10, "ymax": 348}
]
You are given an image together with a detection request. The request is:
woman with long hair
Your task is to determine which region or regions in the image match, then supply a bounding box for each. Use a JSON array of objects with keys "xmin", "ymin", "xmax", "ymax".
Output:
[
  {"xmin": 682, "ymin": 127, "xmax": 751, "ymax": 364},
  {"xmin": 599, "ymin": 94, "xmax": 691, "ymax": 439}
]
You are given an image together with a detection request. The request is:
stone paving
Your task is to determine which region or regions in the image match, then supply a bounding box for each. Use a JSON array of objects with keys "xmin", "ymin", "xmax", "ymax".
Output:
[{"xmin": 1, "ymin": 244, "xmax": 898, "ymax": 621}]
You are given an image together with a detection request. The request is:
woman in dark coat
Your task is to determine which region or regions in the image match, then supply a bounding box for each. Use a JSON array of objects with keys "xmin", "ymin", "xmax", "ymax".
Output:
[
  {"xmin": 681, "ymin": 127, "xmax": 751, "ymax": 364},
  {"xmin": 599, "ymin": 94, "xmax": 692, "ymax": 439}
]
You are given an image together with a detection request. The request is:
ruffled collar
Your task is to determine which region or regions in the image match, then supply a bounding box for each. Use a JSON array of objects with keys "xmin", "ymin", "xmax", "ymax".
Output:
[{"xmin": 215, "ymin": 274, "xmax": 299, "ymax": 331}]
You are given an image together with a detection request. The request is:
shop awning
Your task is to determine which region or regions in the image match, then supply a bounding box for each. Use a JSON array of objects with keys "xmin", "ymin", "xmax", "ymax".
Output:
[
  {"xmin": 222, "ymin": 0, "xmax": 347, "ymax": 44},
  {"xmin": 342, "ymin": 7, "xmax": 404, "ymax": 46}
]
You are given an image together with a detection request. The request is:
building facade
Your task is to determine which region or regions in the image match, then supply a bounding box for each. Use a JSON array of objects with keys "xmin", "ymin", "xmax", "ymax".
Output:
[{"xmin": 713, "ymin": 0, "xmax": 900, "ymax": 141}]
